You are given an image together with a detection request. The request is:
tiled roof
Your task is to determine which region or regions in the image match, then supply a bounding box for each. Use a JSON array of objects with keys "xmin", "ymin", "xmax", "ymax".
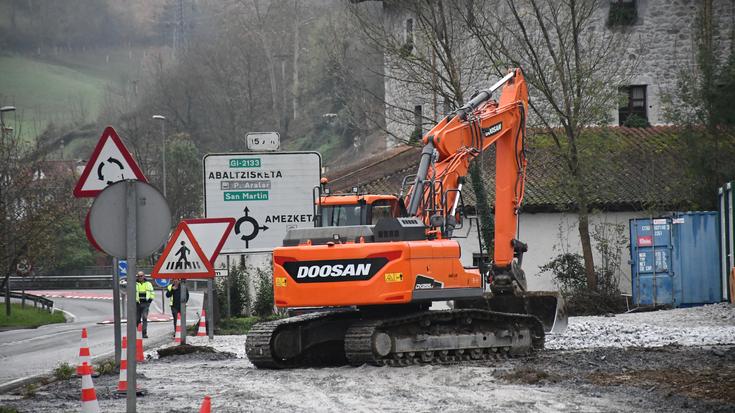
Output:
[{"xmin": 328, "ymin": 126, "xmax": 734, "ymax": 212}]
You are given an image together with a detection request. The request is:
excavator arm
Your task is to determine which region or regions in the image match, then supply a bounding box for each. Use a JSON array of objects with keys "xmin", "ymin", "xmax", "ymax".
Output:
[{"xmin": 405, "ymin": 69, "xmax": 528, "ymax": 271}]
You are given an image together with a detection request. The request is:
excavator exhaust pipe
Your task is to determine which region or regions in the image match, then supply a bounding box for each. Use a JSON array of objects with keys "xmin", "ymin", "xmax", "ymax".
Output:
[{"xmin": 479, "ymin": 291, "xmax": 568, "ymax": 334}]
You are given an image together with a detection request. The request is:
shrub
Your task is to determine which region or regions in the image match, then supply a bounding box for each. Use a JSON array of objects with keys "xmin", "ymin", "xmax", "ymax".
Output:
[
  {"xmin": 539, "ymin": 253, "xmax": 587, "ymax": 296},
  {"xmin": 21, "ymin": 383, "xmax": 37, "ymax": 399},
  {"xmin": 539, "ymin": 222, "xmax": 628, "ymax": 315},
  {"xmin": 216, "ymin": 261, "xmax": 252, "ymax": 317},
  {"xmin": 94, "ymin": 359, "xmax": 117, "ymax": 375},
  {"xmin": 253, "ymin": 268, "xmax": 274, "ymax": 317},
  {"xmin": 623, "ymin": 113, "xmax": 649, "ymax": 128},
  {"xmin": 53, "ymin": 362, "xmax": 74, "ymax": 381}
]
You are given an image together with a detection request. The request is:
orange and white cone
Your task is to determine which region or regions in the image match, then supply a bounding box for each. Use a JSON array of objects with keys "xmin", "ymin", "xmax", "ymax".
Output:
[
  {"xmin": 197, "ymin": 309, "xmax": 207, "ymax": 337},
  {"xmin": 80, "ymin": 362, "xmax": 100, "ymax": 413},
  {"xmin": 136, "ymin": 323, "xmax": 144, "ymax": 362},
  {"xmin": 199, "ymin": 395, "xmax": 211, "ymax": 413},
  {"xmin": 117, "ymin": 336, "xmax": 129, "ymax": 394},
  {"xmin": 117, "ymin": 336, "xmax": 144, "ymax": 395},
  {"xmin": 174, "ymin": 313, "xmax": 182, "ymax": 344},
  {"xmin": 77, "ymin": 328, "xmax": 95, "ymax": 375}
]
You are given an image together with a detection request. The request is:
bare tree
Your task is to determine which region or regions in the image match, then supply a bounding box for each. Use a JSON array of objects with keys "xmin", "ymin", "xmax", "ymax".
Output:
[
  {"xmin": 349, "ymin": 0, "xmax": 487, "ymax": 144},
  {"xmin": 0, "ymin": 126, "xmax": 80, "ymax": 314},
  {"xmin": 464, "ymin": 0, "xmax": 637, "ymax": 289}
]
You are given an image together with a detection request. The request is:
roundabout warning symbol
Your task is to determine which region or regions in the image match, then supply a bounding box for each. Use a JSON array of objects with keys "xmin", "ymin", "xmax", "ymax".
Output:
[
  {"xmin": 235, "ymin": 207, "xmax": 268, "ymax": 248},
  {"xmin": 73, "ymin": 126, "xmax": 147, "ymax": 197}
]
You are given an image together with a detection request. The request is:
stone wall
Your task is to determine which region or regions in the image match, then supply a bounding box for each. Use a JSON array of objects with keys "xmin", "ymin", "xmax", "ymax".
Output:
[
  {"xmin": 608, "ymin": 0, "xmax": 734, "ymax": 125},
  {"xmin": 380, "ymin": 0, "xmax": 735, "ymax": 147}
]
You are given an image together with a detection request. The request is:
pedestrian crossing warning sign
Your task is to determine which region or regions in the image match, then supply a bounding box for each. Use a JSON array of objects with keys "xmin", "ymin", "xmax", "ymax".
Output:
[{"xmin": 152, "ymin": 222, "xmax": 215, "ymax": 279}]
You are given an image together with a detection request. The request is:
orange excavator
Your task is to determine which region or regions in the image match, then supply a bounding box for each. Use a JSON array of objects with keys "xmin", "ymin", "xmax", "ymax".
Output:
[{"xmin": 246, "ymin": 68, "xmax": 566, "ymax": 368}]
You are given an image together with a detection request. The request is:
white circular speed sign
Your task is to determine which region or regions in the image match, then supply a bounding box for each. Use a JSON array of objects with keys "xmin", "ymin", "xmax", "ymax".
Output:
[{"xmin": 88, "ymin": 180, "xmax": 171, "ymax": 258}]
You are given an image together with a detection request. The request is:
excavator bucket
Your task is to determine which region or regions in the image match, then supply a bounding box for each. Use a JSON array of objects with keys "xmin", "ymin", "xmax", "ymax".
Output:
[{"xmin": 483, "ymin": 291, "xmax": 568, "ymax": 334}]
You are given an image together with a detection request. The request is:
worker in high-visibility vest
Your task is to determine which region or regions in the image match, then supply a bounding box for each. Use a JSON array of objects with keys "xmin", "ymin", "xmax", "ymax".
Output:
[
  {"xmin": 166, "ymin": 279, "xmax": 189, "ymax": 333},
  {"xmin": 136, "ymin": 271, "xmax": 155, "ymax": 338}
]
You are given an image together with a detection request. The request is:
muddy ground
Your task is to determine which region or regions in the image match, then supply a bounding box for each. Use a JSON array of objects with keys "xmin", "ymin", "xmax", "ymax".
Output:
[
  {"xmin": 1, "ymin": 304, "xmax": 734, "ymax": 412},
  {"xmin": 2, "ymin": 344, "xmax": 733, "ymax": 412}
]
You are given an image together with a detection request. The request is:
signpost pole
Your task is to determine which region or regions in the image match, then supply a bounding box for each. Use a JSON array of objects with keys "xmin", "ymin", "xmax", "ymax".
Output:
[
  {"xmin": 112, "ymin": 257, "xmax": 122, "ymax": 367},
  {"xmin": 180, "ymin": 281, "xmax": 187, "ymax": 345},
  {"xmin": 125, "ymin": 181, "xmax": 138, "ymax": 412},
  {"xmin": 207, "ymin": 279, "xmax": 214, "ymax": 340},
  {"xmin": 226, "ymin": 255, "xmax": 231, "ymax": 318}
]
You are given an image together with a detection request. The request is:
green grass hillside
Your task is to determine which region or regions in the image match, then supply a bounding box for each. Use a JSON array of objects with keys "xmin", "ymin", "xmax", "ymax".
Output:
[{"xmin": 0, "ymin": 55, "xmax": 109, "ymax": 139}]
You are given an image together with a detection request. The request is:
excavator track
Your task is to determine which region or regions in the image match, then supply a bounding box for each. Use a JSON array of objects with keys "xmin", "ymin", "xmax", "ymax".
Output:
[
  {"xmin": 247, "ymin": 309, "xmax": 544, "ymax": 368},
  {"xmin": 344, "ymin": 309, "xmax": 544, "ymax": 367},
  {"xmin": 245, "ymin": 310, "xmax": 358, "ymax": 369}
]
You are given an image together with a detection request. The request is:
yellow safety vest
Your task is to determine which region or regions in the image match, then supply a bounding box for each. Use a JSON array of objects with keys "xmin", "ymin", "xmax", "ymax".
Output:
[
  {"xmin": 166, "ymin": 284, "xmax": 174, "ymax": 306},
  {"xmin": 136, "ymin": 281, "xmax": 154, "ymax": 303}
]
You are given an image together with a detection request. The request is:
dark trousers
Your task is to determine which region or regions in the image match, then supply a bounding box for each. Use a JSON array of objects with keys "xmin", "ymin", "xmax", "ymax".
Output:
[
  {"xmin": 136, "ymin": 301, "xmax": 150, "ymax": 335},
  {"xmin": 171, "ymin": 306, "xmax": 181, "ymax": 332}
]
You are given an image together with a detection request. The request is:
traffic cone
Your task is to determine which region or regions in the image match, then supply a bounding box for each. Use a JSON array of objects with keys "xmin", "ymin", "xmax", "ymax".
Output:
[
  {"xmin": 199, "ymin": 395, "xmax": 211, "ymax": 413},
  {"xmin": 80, "ymin": 362, "xmax": 100, "ymax": 413},
  {"xmin": 77, "ymin": 328, "xmax": 95, "ymax": 376},
  {"xmin": 136, "ymin": 323, "xmax": 144, "ymax": 362},
  {"xmin": 174, "ymin": 313, "xmax": 182, "ymax": 344},
  {"xmin": 117, "ymin": 336, "xmax": 146, "ymax": 396},
  {"xmin": 197, "ymin": 309, "xmax": 207, "ymax": 337},
  {"xmin": 117, "ymin": 336, "xmax": 129, "ymax": 393}
]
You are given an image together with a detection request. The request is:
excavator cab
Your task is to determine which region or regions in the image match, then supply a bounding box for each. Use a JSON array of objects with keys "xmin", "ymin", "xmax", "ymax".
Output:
[{"xmin": 316, "ymin": 194, "xmax": 404, "ymax": 227}]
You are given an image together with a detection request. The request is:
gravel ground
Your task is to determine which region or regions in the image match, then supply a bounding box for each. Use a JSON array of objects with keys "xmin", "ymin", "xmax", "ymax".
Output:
[
  {"xmin": 547, "ymin": 303, "xmax": 735, "ymax": 350},
  {"xmin": 1, "ymin": 303, "xmax": 734, "ymax": 413}
]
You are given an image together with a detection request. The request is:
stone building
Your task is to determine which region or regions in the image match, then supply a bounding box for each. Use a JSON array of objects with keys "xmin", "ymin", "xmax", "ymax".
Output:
[{"xmin": 355, "ymin": 0, "xmax": 734, "ymax": 147}]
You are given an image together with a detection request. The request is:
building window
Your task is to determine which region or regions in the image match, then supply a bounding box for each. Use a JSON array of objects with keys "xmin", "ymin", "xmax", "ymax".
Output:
[
  {"xmin": 402, "ymin": 18, "xmax": 414, "ymax": 55},
  {"xmin": 619, "ymin": 85, "xmax": 648, "ymax": 127},
  {"xmin": 412, "ymin": 105, "xmax": 423, "ymax": 142},
  {"xmin": 607, "ymin": 0, "xmax": 637, "ymax": 26}
]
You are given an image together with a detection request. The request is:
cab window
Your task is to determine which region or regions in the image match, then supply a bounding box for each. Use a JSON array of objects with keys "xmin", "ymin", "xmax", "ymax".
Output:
[
  {"xmin": 370, "ymin": 200, "xmax": 394, "ymax": 224},
  {"xmin": 321, "ymin": 205, "xmax": 363, "ymax": 226}
]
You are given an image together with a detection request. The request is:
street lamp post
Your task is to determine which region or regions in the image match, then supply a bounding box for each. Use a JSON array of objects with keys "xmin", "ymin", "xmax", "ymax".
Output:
[
  {"xmin": 152, "ymin": 115, "xmax": 167, "ymax": 198},
  {"xmin": 1, "ymin": 106, "xmax": 16, "ymax": 316},
  {"xmin": 0, "ymin": 106, "xmax": 16, "ymax": 141}
]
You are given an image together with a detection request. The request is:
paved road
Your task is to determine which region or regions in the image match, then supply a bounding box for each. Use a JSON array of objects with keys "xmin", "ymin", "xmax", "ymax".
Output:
[{"xmin": 0, "ymin": 289, "xmax": 203, "ymax": 388}]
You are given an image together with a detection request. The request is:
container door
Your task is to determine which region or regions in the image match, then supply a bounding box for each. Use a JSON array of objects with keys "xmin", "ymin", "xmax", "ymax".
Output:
[
  {"xmin": 631, "ymin": 218, "xmax": 674, "ymax": 306},
  {"xmin": 671, "ymin": 212, "xmax": 721, "ymax": 306}
]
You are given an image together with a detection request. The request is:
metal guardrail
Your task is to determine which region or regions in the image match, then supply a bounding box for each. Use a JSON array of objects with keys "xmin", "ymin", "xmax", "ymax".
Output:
[
  {"xmin": 9, "ymin": 276, "xmax": 115, "ymax": 290},
  {"xmin": 8, "ymin": 276, "xmax": 207, "ymax": 291},
  {"xmin": 2, "ymin": 291, "xmax": 54, "ymax": 312}
]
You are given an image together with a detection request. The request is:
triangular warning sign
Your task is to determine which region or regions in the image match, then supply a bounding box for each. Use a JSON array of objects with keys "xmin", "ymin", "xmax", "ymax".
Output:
[
  {"xmin": 73, "ymin": 126, "xmax": 147, "ymax": 197},
  {"xmin": 152, "ymin": 222, "xmax": 215, "ymax": 279},
  {"xmin": 183, "ymin": 218, "xmax": 235, "ymax": 263}
]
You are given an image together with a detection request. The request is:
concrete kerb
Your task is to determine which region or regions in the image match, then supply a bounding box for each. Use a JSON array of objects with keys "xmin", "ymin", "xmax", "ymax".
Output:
[{"xmin": 0, "ymin": 330, "xmax": 172, "ymax": 395}]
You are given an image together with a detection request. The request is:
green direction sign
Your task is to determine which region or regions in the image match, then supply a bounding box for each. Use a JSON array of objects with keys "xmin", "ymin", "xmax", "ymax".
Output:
[
  {"xmin": 229, "ymin": 158, "xmax": 261, "ymax": 168},
  {"xmin": 224, "ymin": 191, "xmax": 269, "ymax": 201}
]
